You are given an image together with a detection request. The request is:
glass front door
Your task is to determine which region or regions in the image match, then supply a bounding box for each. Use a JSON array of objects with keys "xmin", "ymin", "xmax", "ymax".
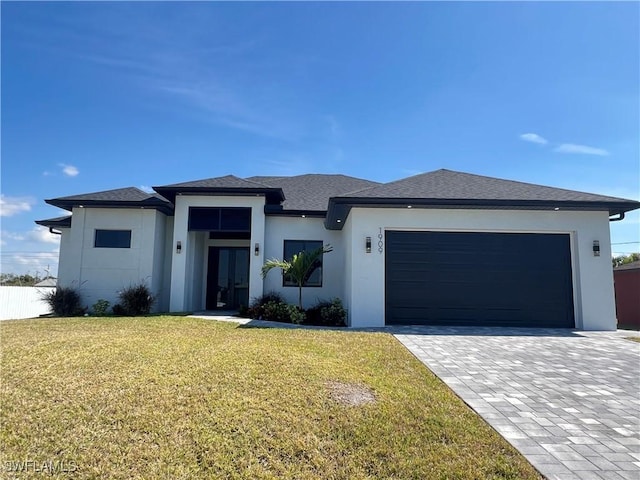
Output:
[{"xmin": 206, "ymin": 247, "xmax": 250, "ymax": 310}]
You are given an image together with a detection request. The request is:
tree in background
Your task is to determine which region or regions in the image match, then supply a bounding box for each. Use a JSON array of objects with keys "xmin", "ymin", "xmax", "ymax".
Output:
[
  {"xmin": 612, "ymin": 253, "xmax": 640, "ymax": 268},
  {"xmin": 0, "ymin": 273, "xmax": 47, "ymax": 286}
]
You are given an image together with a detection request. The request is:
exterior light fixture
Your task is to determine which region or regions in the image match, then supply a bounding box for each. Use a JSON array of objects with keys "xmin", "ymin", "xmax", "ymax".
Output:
[
  {"xmin": 337, "ymin": 219, "xmax": 342, "ymax": 223},
  {"xmin": 593, "ymin": 240, "xmax": 600, "ymax": 257},
  {"xmin": 407, "ymin": 205, "xmax": 412, "ymax": 209},
  {"xmin": 254, "ymin": 243, "xmax": 260, "ymax": 256},
  {"xmin": 554, "ymin": 207, "xmax": 560, "ymax": 211},
  {"xmin": 366, "ymin": 236, "xmax": 372, "ymax": 253},
  {"xmin": 176, "ymin": 241, "xmax": 182, "ymax": 254}
]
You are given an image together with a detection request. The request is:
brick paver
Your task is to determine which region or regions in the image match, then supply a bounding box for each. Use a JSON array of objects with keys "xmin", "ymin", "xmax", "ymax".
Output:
[{"xmin": 394, "ymin": 327, "xmax": 640, "ymax": 480}]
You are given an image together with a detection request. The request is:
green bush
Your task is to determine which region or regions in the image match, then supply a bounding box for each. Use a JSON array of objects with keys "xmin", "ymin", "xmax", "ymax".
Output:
[
  {"xmin": 262, "ymin": 301, "xmax": 305, "ymax": 324},
  {"xmin": 306, "ymin": 298, "xmax": 347, "ymax": 326},
  {"xmin": 41, "ymin": 287, "xmax": 85, "ymax": 316},
  {"xmin": 91, "ymin": 299, "xmax": 110, "ymax": 316},
  {"xmin": 249, "ymin": 299, "xmax": 306, "ymax": 324},
  {"xmin": 113, "ymin": 283, "xmax": 155, "ymax": 316},
  {"xmin": 244, "ymin": 292, "xmax": 286, "ymax": 319},
  {"xmin": 288, "ymin": 305, "xmax": 306, "ymax": 325}
]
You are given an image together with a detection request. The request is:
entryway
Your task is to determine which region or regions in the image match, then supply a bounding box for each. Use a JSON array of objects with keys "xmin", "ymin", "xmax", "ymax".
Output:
[{"xmin": 206, "ymin": 247, "xmax": 250, "ymax": 310}]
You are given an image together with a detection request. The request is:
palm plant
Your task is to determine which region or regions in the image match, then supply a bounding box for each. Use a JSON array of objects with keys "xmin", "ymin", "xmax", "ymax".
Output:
[{"xmin": 261, "ymin": 244, "xmax": 333, "ymax": 309}]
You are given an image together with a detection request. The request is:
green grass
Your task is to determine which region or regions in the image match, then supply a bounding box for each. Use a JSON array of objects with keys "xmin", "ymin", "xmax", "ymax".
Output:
[{"xmin": 1, "ymin": 316, "xmax": 542, "ymax": 479}]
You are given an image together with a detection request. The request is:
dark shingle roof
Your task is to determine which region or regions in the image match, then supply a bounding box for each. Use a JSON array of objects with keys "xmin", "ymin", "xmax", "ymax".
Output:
[
  {"xmin": 43, "ymin": 170, "xmax": 639, "ymax": 226},
  {"xmin": 248, "ymin": 174, "xmax": 380, "ymax": 211},
  {"xmin": 154, "ymin": 173, "xmax": 379, "ymax": 211},
  {"xmin": 45, "ymin": 187, "xmax": 172, "ymax": 213},
  {"xmin": 35, "ymin": 215, "xmax": 72, "ymax": 228},
  {"xmin": 160, "ymin": 175, "xmax": 271, "ymax": 189},
  {"xmin": 324, "ymin": 169, "xmax": 640, "ymax": 229},
  {"xmin": 153, "ymin": 175, "xmax": 285, "ymax": 204},
  {"xmin": 614, "ymin": 260, "xmax": 640, "ymax": 271},
  {"xmin": 344, "ymin": 169, "xmax": 635, "ymax": 203}
]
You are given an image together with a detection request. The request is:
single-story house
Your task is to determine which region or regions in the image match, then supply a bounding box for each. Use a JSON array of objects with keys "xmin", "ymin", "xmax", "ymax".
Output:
[
  {"xmin": 36, "ymin": 169, "xmax": 640, "ymax": 330},
  {"xmin": 613, "ymin": 260, "xmax": 640, "ymax": 330}
]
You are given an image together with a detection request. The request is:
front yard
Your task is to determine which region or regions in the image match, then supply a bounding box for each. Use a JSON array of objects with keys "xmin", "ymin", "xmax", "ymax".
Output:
[{"xmin": 0, "ymin": 316, "xmax": 541, "ymax": 479}]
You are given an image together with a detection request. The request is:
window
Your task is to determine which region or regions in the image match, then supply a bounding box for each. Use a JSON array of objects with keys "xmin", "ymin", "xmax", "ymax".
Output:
[
  {"xmin": 283, "ymin": 240, "xmax": 323, "ymax": 287},
  {"xmin": 94, "ymin": 229, "xmax": 131, "ymax": 248},
  {"xmin": 188, "ymin": 207, "xmax": 251, "ymax": 232}
]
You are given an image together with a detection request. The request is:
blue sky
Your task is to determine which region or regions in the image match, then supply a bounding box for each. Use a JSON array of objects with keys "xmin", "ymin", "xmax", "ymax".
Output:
[{"xmin": 1, "ymin": 2, "xmax": 638, "ymax": 276}]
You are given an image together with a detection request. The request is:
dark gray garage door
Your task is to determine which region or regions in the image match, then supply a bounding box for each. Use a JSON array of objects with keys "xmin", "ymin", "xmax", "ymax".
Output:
[{"xmin": 386, "ymin": 231, "xmax": 575, "ymax": 327}]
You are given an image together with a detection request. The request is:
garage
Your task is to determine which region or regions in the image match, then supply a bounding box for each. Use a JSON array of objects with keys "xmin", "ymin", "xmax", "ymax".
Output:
[{"xmin": 385, "ymin": 231, "xmax": 575, "ymax": 327}]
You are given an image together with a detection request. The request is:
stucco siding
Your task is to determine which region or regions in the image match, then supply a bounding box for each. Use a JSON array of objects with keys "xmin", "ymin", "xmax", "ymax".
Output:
[
  {"xmin": 345, "ymin": 208, "xmax": 616, "ymax": 330},
  {"xmin": 264, "ymin": 216, "xmax": 345, "ymax": 308},
  {"xmin": 56, "ymin": 227, "xmax": 74, "ymax": 288},
  {"xmin": 169, "ymin": 195, "xmax": 266, "ymax": 312},
  {"xmin": 62, "ymin": 207, "xmax": 167, "ymax": 312}
]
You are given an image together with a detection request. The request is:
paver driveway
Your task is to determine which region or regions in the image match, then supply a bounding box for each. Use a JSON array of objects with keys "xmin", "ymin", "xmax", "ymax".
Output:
[{"xmin": 394, "ymin": 327, "xmax": 640, "ymax": 480}]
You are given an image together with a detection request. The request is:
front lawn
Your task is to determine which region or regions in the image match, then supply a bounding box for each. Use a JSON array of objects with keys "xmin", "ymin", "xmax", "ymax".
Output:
[{"xmin": 1, "ymin": 316, "xmax": 541, "ymax": 479}]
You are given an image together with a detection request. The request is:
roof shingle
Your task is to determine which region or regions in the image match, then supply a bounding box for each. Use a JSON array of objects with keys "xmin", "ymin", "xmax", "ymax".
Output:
[
  {"xmin": 343, "ymin": 169, "xmax": 635, "ymax": 203},
  {"xmin": 46, "ymin": 187, "xmax": 171, "ymax": 212},
  {"xmin": 159, "ymin": 175, "xmax": 271, "ymax": 189},
  {"xmin": 247, "ymin": 174, "xmax": 380, "ymax": 211}
]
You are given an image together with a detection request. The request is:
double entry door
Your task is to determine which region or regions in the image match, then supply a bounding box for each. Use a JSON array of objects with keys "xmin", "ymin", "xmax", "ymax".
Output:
[{"xmin": 206, "ymin": 247, "xmax": 250, "ymax": 310}]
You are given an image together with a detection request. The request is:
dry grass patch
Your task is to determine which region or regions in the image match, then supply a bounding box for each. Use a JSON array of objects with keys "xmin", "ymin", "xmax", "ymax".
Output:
[
  {"xmin": 1, "ymin": 316, "xmax": 542, "ymax": 479},
  {"xmin": 326, "ymin": 381, "xmax": 376, "ymax": 407}
]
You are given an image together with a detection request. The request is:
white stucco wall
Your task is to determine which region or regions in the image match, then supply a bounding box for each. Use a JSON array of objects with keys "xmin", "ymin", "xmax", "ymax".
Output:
[
  {"xmin": 169, "ymin": 195, "xmax": 266, "ymax": 312},
  {"xmin": 264, "ymin": 216, "xmax": 345, "ymax": 308},
  {"xmin": 344, "ymin": 208, "xmax": 616, "ymax": 330},
  {"xmin": 59, "ymin": 207, "xmax": 168, "ymax": 312},
  {"xmin": 56, "ymin": 226, "xmax": 74, "ymax": 288}
]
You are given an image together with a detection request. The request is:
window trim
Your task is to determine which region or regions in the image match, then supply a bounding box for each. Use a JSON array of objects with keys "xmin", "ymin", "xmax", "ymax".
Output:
[
  {"xmin": 94, "ymin": 229, "xmax": 132, "ymax": 249},
  {"xmin": 282, "ymin": 239, "xmax": 324, "ymax": 288}
]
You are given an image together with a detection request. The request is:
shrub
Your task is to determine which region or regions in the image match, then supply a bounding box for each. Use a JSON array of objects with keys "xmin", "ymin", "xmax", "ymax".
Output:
[
  {"xmin": 41, "ymin": 287, "xmax": 85, "ymax": 316},
  {"xmin": 247, "ymin": 298, "xmax": 306, "ymax": 324},
  {"xmin": 91, "ymin": 299, "xmax": 110, "ymax": 316},
  {"xmin": 307, "ymin": 298, "xmax": 347, "ymax": 326},
  {"xmin": 114, "ymin": 283, "xmax": 155, "ymax": 316},
  {"xmin": 253, "ymin": 292, "xmax": 285, "ymax": 307},
  {"xmin": 288, "ymin": 305, "xmax": 306, "ymax": 325},
  {"xmin": 244, "ymin": 292, "xmax": 286, "ymax": 319}
]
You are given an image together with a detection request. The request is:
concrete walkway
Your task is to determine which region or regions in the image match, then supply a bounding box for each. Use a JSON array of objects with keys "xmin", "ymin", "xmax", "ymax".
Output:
[{"xmin": 395, "ymin": 328, "xmax": 640, "ymax": 480}]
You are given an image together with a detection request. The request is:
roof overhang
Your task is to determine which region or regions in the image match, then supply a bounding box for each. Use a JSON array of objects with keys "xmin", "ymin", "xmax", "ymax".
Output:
[
  {"xmin": 263, "ymin": 205, "xmax": 326, "ymax": 218},
  {"xmin": 152, "ymin": 186, "xmax": 285, "ymax": 205},
  {"xmin": 325, "ymin": 197, "xmax": 640, "ymax": 230},
  {"xmin": 45, "ymin": 198, "xmax": 174, "ymax": 215},
  {"xmin": 35, "ymin": 215, "xmax": 72, "ymax": 229}
]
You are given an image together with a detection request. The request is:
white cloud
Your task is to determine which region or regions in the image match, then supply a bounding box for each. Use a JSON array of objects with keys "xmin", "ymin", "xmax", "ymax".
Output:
[
  {"xmin": 5, "ymin": 251, "xmax": 60, "ymax": 276},
  {"xmin": 0, "ymin": 195, "xmax": 35, "ymax": 217},
  {"xmin": 519, "ymin": 133, "xmax": 548, "ymax": 145},
  {"xmin": 27, "ymin": 227, "xmax": 61, "ymax": 245},
  {"xmin": 0, "ymin": 231, "xmax": 25, "ymax": 247},
  {"xmin": 138, "ymin": 185, "xmax": 154, "ymax": 193},
  {"xmin": 59, "ymin": 163, "xmax": 80, "ymax": 176},
  {"xmin": 554, "ymin": 144, "xmax": 610, "ymax": 156}
]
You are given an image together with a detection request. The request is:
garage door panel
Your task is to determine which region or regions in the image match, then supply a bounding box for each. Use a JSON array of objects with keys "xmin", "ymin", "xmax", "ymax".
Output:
[{"xmin": 385, "ymin": 231, "xmax": 574, "ymax": 327}]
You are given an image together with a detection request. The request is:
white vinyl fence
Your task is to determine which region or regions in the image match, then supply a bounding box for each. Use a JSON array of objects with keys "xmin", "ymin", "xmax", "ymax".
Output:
[{"xmin": 0, "ymin": 286, "xmax": 54, "ymax": 320}]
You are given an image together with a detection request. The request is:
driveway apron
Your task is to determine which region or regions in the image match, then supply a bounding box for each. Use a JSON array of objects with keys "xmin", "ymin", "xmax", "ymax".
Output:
[{"xmin": 393, "ymin": 327, "xmax": 640, "ymax": 480}]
